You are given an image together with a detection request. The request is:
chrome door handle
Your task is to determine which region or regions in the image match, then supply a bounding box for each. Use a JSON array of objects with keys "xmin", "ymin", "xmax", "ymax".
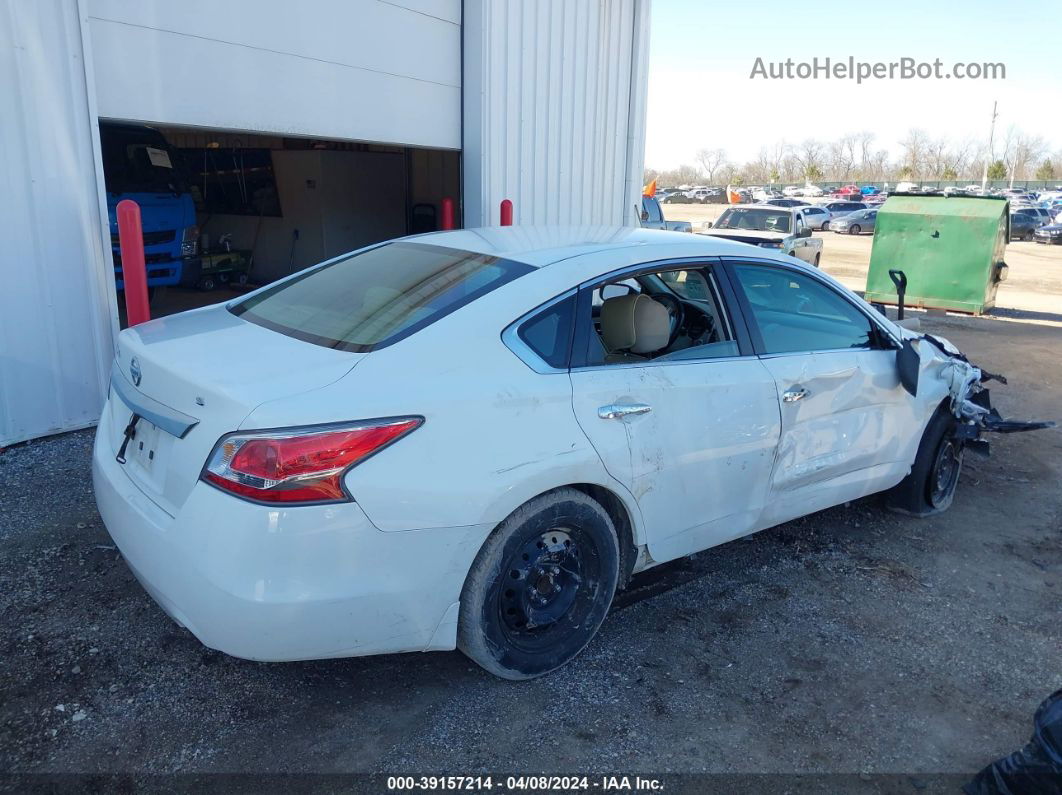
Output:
[
  {"xmin": 782, "ymin": 387, "xmax": 810, "ymax": 403},
  {"xmin": 598, "ymin": 403, "xmax": 652, "ymax": 420}
]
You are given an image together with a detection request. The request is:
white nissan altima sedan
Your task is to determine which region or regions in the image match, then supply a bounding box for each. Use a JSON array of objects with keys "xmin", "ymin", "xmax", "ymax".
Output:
[{"xmin": 92, "ymin": 226, "xmax": 1042, "ymax": 679}]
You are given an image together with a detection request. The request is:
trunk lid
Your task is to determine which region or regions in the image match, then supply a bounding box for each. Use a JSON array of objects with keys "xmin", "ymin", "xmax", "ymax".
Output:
[{"xmin": 107, "ymin": 305, "xmax": 363, "ymax": 515}]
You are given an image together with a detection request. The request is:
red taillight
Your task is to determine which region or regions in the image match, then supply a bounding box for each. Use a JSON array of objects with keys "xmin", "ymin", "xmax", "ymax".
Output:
[{"xmin": 201, "ymin": 417, "xmax": 422, "ymax": 504}]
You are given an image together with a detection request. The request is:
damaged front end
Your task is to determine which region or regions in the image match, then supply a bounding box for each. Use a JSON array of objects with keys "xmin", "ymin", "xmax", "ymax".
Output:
[{"xmin": 899, "ymin": 332, "xmax": 1055, "ymax": 457}]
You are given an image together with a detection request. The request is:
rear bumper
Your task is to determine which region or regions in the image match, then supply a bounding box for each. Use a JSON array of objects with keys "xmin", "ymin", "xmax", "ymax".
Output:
[{"xmin": 91, "ymin": 417, "xmax": 492, "ymax": 661}]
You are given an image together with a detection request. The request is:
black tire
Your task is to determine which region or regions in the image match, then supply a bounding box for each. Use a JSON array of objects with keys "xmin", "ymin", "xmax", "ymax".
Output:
[
  {"xmin": 458, "ymin": 488, "xmax": 620, "ymax": 680},
  {"xmin": 849, "ymin": 224, "xmax": 861, "ymax": 235},
  {"xmin": 1023, "ymin": 230, "xmax": 1034, "ymax": 242},
  {"xmin": 197, "ymin": 277, "xmax": 216, "ymax": 292},
  {"xmin": 821, "ymin": 221, "xmax": 830, "ymax": 231},
  {"xmin": 885, "ymin": 407, "xmax": 963, "ymax": 516}
]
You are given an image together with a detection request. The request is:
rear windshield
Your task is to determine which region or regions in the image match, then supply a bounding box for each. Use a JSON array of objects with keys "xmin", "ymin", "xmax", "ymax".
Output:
[
  {"xmin": 232, "ymin": 242, "xmax": 533, "ymax": 352},
  {"xmin": 714, "ymin": 207, "xmax": 792, "ymax": 233}
]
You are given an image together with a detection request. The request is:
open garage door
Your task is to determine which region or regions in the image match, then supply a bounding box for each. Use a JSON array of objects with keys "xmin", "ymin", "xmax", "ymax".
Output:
[{"xmin": 99, "ymin": 122, "xmax": 460, "ymax": 322}]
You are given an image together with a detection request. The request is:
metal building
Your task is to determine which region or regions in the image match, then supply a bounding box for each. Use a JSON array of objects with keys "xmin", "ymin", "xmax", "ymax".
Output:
[{"xmin": 0, "ymin": 0, "xmax": 651, "ymax": 446}]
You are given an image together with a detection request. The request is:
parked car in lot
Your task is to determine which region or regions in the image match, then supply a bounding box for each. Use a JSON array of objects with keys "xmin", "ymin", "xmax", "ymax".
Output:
[
  {"xmin": 1033, "ymin": 223, "xmax": 1062, "ymax": 244},
  {"xmin": 831, "ymin": 208, "xmax": 878, "ymax": 235},
  {"xmin": 1024, "ymin": 207, "xmax": 1055, "ymax": 226},
  {"xmin": 92, "ymin": 226, "xmax": 1046, "ymax": 679},
  {"xmin": 764, "ymin": 197, "xmax": 807, "ymax": 208},
  {"xmin": 798, "ymin": 202, "xmax": 832, "ymax": 231},
  {"xmin": 796, "ymin": 204, "xmax": 831, "ymax": 230},
  {"xmin": 661, "ymin": 190, "xmax": 694, "ymax": 204},
  {"xmin": 802, "ymin": 184, "xmax": 825, "ymax": 197},
  {"xmin": 782, "ymin": 185, "xmax": 802, "ymax": 197},
  {"xmin": 753, "ymin": 188, "xmax": 783, "ymax": 202},
  {"xmin": 700, "ymin": 204, "xmax": 823, "ymax": 266},
  {"xmin": 640, "ymin": 196, "xmax": 692, "ymax": 232},
  {"xmin": 1010, "ymin": 210, "xmax": 1042, "ymax": 241},
  {"xmin": 822, "ymin": 200, "xmax": 868, "ymax": 227}
]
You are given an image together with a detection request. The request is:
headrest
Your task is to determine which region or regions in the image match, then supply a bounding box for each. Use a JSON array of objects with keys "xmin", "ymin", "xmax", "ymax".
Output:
[{"xmin": 600, "ymin": 294, "xmax": 670, "ymax": 354}]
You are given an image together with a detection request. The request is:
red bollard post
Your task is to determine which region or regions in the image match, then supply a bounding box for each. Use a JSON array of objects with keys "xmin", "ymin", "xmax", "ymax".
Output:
[
  {"xmin": 441, "ymin": 197, "xmax": 454, "ymax": 230},
  {"xmin": 116, "ymin": 199, "xmax": 151, "ymax": 326},
  {"xmin": 500, "ymin": 199, "xmax": 513, "ymax": 226}
]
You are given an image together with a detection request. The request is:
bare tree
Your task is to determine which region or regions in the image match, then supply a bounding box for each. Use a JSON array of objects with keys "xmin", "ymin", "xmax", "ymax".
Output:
[
  {"xmin": 828, "ymin": 134, "xmax": 858, "ymax": 182},
  {"xmin": 792, "ymin": 139, "xmax": 825, "ymax": 182},
  {"xmin": 1002, "ymin": 129, "xmax": 1048, "ymax": 182},
  {"xmin": 898, "ymin": 129, "xmax": 930, "ymax": 181},
  {"xmin": 694, "ymin": 148, "xmax": 728, "ymax": 184}
]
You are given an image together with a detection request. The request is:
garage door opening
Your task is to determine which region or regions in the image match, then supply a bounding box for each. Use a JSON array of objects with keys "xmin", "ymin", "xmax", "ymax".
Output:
[{"xmin": 99, "ymin": 121, "xmax": 461, "ymax": 324}]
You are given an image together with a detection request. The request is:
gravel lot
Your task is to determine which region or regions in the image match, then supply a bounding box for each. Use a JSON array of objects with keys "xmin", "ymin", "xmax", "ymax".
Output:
[{"xmin": 2, "ymin": 250, "xmax": 1060, "ymax": 789}]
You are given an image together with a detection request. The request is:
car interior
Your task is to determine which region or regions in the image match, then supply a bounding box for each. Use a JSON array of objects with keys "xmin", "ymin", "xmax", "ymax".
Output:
[{"xmin": 588, "ymin": 268, "xmax": 739, "ymax": 364}]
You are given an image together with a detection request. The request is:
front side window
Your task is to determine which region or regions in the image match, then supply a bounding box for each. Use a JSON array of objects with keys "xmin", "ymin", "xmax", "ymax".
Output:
[
  {"xmin": 233, "ymin": 242, "xmax": 533, "ymax": 352},
  {"xmin": 732, "ymin": 265, "xmax": 876, "ymax": 354},
  {"xmin": 582, "ymin": 266, "xmax": 739, "ymax": 366}
]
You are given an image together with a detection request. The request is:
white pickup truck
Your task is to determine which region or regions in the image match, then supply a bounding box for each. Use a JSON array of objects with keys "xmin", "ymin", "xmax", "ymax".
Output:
[
  {"xmin": 698, "ymin": 203, "xmax": 823, "ymax": 266},
  {"xmin": 640, "ymin": 196, "xmax": 692, "ymax": 233}
]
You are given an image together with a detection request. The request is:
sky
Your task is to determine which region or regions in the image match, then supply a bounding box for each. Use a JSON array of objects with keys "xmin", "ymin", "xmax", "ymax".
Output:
[{"xmin": 645, "ymin": 0, "xmax": 1062, "ymax": 171}]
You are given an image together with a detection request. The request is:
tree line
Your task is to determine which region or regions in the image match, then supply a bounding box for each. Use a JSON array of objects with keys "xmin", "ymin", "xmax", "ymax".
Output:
[{"xmin": 646, "ymin": 127, "xmax": 1060, "ymax": 187}]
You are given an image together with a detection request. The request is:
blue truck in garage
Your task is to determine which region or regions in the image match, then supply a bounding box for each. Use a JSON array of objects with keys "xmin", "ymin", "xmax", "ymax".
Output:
[{"xmin": 99, "ymin": 122, "xmax": 198, "ymax": 291}]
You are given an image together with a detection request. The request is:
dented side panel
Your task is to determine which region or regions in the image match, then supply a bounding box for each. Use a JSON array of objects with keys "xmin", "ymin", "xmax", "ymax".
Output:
[
  {"xmin": 569, "ymin": 357, "xmax": 781, "ymax": 565},
  {"xmin": 755, "ymin": 349, "xmax": 926, "ymax": 525}
]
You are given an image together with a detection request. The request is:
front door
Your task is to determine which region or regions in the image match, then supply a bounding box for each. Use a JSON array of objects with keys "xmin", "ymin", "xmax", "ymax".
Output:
[
  {"xmin": 568, "ymin": 263, "xmax": 781, "ymax": 563},
  {"xmin": 727, "ymin": 261, "xmax": 916, "ymax": 526}
]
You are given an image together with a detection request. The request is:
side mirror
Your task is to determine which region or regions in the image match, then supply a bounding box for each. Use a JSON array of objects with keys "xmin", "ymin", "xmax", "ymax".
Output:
[
  {"xmin": 600, "ymin": 283, "xmax": 636, "ymax": 301},
  {"xmin": 704, "ymin": 221, "xmax": 714, "ymax": 228},
  {"xmin": 896, "ymin": 339, "xmax": 920, "ymax": 397},
  {"xmin": 640, "ymin": 211, "xmax": 649, "ymax": 222},
  {"xmin": 797, "ymin": 227, "xmax": 812, "ymax": 238}
]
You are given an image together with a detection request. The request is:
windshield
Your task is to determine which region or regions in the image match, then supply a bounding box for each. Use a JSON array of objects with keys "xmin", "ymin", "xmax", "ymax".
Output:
[
  {"xmin": 100, "ymin": 125, "xmax": 189, "ymax": 195},
  {"xmin": 714, "ymin": 207, "xmax": 791, "ymax": 233},
  {"xmin": 232, "ymin": 242, "xmax": 533, "ymax": 352}
]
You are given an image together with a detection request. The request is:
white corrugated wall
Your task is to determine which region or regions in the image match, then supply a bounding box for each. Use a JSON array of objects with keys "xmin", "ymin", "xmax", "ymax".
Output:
[
  {"xmin": 0, "ymin": 0, "xmax": 117, "ymax": 446},
  {"xmin": 462, "ymin": 0, "xmax": 651, "ymax": 228}
]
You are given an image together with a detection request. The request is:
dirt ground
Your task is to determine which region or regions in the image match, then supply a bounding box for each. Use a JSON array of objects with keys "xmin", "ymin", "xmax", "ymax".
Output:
[{"xmin": 2, "ymin": 222, "xmax": 1061, "ymax": 789}]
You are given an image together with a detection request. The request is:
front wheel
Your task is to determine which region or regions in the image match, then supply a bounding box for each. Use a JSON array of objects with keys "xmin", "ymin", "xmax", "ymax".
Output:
[
  {"xmin": 849, "ymin": 224, "xmax": 861, "ymax": 235},
  {"xmin": 885, "ymin": 409, "xmax": 964, "ymax": 516},
  {"xmin": 1023, "ymin": 230, "xmax": 1034, "ymax": 242},
  {"xmin": 458, "ymin": 488, "xmax": 620, "ymax": 680}
]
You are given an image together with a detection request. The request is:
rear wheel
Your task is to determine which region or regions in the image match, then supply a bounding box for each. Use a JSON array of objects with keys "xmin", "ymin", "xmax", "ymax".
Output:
[
  {"xmin": 821, "ymin": 220, "xmax": 830, "ymax": 231},
  {"xmin": 885, "ymin": 408, "xmax": 963, "ymax": 516},
  {"xmin": 1023, "ymin": 230, "xmax": 1034, "ymax": 242},
  {"xmin": 849, "ymin": 224, "xmax": 861, "ymax": 235},
  {"xmin": 458, "ymin": 488, "xmax": 620, "ymax": 680}
]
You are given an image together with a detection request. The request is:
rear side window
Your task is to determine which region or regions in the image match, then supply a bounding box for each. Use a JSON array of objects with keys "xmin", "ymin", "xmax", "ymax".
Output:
[
  {"xmin": 232, "ymin": 242, "xmax": 533, "ymax": 352},
  {"xmin": 518, "ymin": 295, "xmax": 576, "ymax": 369}
]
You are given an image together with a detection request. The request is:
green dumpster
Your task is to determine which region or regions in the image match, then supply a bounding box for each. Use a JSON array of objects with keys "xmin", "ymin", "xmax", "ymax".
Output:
[{"xmin": 864, "ymin": 194, "xmax": 1010, "ymax": 314}]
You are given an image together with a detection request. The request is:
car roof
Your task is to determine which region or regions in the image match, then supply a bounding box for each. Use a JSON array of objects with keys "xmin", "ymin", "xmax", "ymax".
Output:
[{"xmin": 401, "ymin": 226, "xmax": 785, "ymax": 267}]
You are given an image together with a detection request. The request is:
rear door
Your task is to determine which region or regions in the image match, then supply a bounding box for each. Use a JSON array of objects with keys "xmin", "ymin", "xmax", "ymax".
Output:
[
  {"xmin": 725, "ymin": 260, "xmax": 917, "ymax": 526},
  {"xmin": 568, "ymin": 260, "xmax": 781, "ymax": 563}
]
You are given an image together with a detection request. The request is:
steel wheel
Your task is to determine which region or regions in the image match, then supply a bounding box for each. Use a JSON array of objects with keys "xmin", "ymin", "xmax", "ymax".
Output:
[
  {"xmin": 928, "ymin": 436, "xmax": 962, "ymax": 508},
  {"xmin": 458, "ymin": 488, "xmax": 619, "ymax": 679},
  {"xmin": 499, "ymin": 529, "xmax": 586, "ymax": 645}
]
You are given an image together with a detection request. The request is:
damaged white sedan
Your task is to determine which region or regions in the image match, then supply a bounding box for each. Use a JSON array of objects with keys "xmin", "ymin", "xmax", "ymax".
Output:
[{"xmin": 92, "ymin": 228, "xmax": 1051, "ymax": 680}]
